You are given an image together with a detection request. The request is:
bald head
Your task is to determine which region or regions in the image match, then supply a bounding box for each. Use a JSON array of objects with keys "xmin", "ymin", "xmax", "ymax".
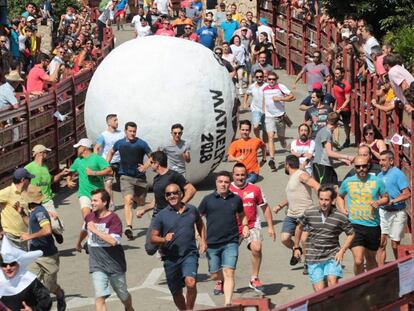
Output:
[
  {"xmin": 354, "ymin": 155, "xmax": 369, "ymax": 166},
  {"xmin": 358, "ymin": 145, "xmax": 371, "ymax": 160}
]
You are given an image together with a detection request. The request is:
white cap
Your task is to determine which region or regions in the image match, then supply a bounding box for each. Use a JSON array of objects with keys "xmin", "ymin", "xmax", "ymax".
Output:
[
  {"xmin": 73, "ymin": 138, "xmax": 93, "ymax": 148},
  {"xmin": 27, "ymin": 16, "xmax": 35, "ymax": 22}
]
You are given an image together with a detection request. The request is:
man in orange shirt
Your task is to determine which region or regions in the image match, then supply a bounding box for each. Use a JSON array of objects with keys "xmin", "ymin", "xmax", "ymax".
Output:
[
  {"xmin": 173, "ymin": 9, "xmax": 193, "ymax": 37},
  {"xmin": 228, "ymin": 120, "xmax": 266, "ymax": 184}
]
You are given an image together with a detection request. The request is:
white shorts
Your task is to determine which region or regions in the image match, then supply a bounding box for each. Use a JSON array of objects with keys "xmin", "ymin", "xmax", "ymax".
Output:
[
  {"xmin": 239, "ymin": 228, "xmax": 263, "ymax": 249},
  {"xmin": 79, "ymin": 196, "xmax": 92, "ymax": 210},
  {"xmin": 379, "ymin": 208, "xmax": 407, "ymax": 242}
]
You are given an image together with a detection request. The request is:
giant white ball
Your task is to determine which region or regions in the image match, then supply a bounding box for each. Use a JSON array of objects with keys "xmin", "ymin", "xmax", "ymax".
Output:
[{"xmin": 85, "ymin": 36, "xmax": 236, "ymax": 183}]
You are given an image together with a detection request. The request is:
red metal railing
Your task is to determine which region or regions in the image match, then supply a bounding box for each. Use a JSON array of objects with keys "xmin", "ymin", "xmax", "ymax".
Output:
[{"xmin": 0, "ymin": 27, "xmax": 115, "ymax": 188}]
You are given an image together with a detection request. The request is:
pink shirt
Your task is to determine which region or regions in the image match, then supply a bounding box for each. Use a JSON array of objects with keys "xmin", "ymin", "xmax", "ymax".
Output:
[
  {"xmin": 155, "ymin": 28, "xmax": 175, "ymax": 36},
  {"xmin": 26, "ymin": 64, "xmax": 49, "ymax": 93},
  {"xmin": 375, "ymin": 55, "xmax": 386, "ymax": 77},
  {"xmin": 388, "ymin": 65, "xmax": 414, "ymax": 104}
]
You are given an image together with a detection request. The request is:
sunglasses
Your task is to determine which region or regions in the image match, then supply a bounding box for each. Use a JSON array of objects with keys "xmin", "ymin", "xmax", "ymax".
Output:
[
  {"xmin": 355, "ymin": 164, "xmax": 368, "ymax": 169},
  {"xmin": 165, "ymin": 191, "xmax": 180, "ymax": 197},
  {"xmin": 268, "ymin": 78, "xmax": 276, "ymax": 81},
  {"xmin": 365, "ymin": 132, "xmax": 374, "ymax": 136},
  {"xmin": 255, "ymin": 75, "xmax": 263, "ymax": 78},
  {"xmin": 0, "ymin": 41, "xmax": 6, "ymax": 43},
  {"xmin": 215, "ymin": 52, "xmax": 222, "ymax": 55},
  {"xmin": 1, "ymin": 261, "xmax": 17, "ymax": 268},
  {"xmin": 173, "ymin": 131, "xmax": 182, "ymax": 135},
  {"xmin": 184, "ymin": 27, "xmax": 191, "ymax": 30}
]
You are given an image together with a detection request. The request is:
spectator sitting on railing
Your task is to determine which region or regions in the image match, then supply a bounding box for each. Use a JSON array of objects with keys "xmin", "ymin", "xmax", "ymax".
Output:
[
  {"xmin": 0, "ymin": 71, "xmax": 24, "ymax": 110},
  {"xmin": 26, "ymin": 53, "xmax": 61, "ymax": 96},
  {"xmin": 371, "ymin": 81, "xmax": 397, "ymax": 114},
  {"xmin": 383, "ymin": 53, "xmax": 414, "ymax": 113},
  {"xmin": 294, "ymin": 50, "xmax": 331, "ymax": 93}
]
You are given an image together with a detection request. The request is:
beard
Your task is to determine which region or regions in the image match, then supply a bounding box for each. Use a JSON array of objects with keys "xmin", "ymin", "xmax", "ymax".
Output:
[{"xmin": 300, "ymin": 134, "xmax": 308, "ymax": 142}]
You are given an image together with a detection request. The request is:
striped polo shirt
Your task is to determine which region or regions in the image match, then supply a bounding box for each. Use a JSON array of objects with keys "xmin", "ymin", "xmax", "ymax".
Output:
[{"xmin": 298, "ymin": 206, "xmax": 354, "ymax": 264}]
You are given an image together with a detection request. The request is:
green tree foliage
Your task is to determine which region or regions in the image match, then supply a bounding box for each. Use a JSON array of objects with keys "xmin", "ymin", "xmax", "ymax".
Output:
[
  {"xmin": 7, "ymin": 0, "xmax": 80, "ymax": 21},
  {"xmin": 324, "ymin": 0, "xmax": 414, "ymax": 66}
]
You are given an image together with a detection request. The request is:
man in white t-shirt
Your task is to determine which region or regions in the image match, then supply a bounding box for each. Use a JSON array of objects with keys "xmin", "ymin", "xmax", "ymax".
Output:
[
  {"xmin": 136, "ymin": 19, "xmax": 152, "ymax": 37},
  {"xmin": 243, "ymin": 69, "xmax": 267, "ymax": 139},
  {"xmin": 155, "ymin": 0, "xmax": 172, "ymax": 15},
  {"xmin": 290, "ymin": 123, "xmax": 315, "ymax": 175},
  {"xmin": 262, "ymin": 72, "xmax": 295, "ymax": 171},
  {"xmin": 361, "ymin": 25, "xmax": 379, "ymax": 74},
  {"xmin": 94, "ymin": 114, "xmax": 125, "ymax": 209}
]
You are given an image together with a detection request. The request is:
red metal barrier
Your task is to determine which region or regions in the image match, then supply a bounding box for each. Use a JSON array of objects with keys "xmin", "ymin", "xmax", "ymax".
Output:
[
  {"xmin": 273, "ymin": 255, "xmax": 414, "ymax": 311},
  {"xmin": 0, "ymin": 27, "xmax": 115, "ymax": 189}
]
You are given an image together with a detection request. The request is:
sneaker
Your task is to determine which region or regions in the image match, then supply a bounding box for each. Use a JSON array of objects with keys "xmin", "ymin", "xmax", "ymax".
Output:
[
  {"xmin": 303, "ymin": 263, "xmax": 309, "ymax": 275},
  {"xmin": 57, "ymin": 290, "xmax": 66, "ymax": 311},
  {"xmin": 53, "ymin": 232, "xmax": 64, "ymax": 244},
  {"xmin": 249, "ymin": 278, "xmax": 265, "ymax": 294},
  {"xmin": 213, "ymin": 281, "xmax": 224, "ymax": 295},
  {"xmin": 290, "ymin": 247, "xmax": 302, "ymax": 266},
  {"xmin": 124, "ymin": 227, "xmax": 134, "ymax": 240},
  {"xmin": 268, "ymin": 159, "xmax": 277, "ymax": 171},
  {"xmin": 83, "ymin": 243, "xmax": 89, "ymax": 254},
  {"xmin": 341, "ymin": 139, "xmax": 350, "ymax": 149}
]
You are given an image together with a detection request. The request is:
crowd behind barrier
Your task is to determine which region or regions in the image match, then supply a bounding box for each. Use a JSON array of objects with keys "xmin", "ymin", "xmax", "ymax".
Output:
[
  {"xmin": 257, "ymin": 0, "xmax": 414, "ymax": 242},
  {"xmin": 0, "ymin": 23, "xmax": 114, "ymax": 189}
]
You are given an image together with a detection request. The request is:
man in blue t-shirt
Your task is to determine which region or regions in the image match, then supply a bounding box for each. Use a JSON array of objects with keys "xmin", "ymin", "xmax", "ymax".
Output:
[
  {"xmin": 107, "ymin": 121, "xmax": 152, "ymax": 240},
  {"xmin": 197, "ymin": 18, "xmax": 217, "ymax": 50},
  {"xmin": 337, "ymin": 156, "xmax": 389, "ymax": 275},
  {"xmin": 151, "ymin": 183, "xmax": 206, "ymax": 310},
  {"xmin": 299, "ymin": 82, "xmax": 336, "ymax": 111},
  {"xmin": 220, "ymin": 12, "xmax": 239, "ymax": 43},
  {"xmin": 377, "ymin": 151, "xmax": 411, "ymax": 265},
  {"xmin": 21, "ymin": 185, "xmax": 66, "ymax": 311},
  {"xmin": 198, "ymin": 171, "xmax": 248, "ymax": 305}
]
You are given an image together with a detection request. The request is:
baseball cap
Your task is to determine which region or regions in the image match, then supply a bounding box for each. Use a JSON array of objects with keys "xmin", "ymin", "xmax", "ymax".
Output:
[
  {"xmin": 241, "ymin": 26, "xmax": 248, "ymax": 31},
  {"xmin": 22, "ymin": 185, "xmax": 44, "ymax": 204},
  {"xmin": 259, "ymin": 17, "xmax": 268, "ymax": 26},
  {"xmin": 73, "ymin": 138, "xmax": 93, "ymax": 148},
  {"xmin": 27, "ymin": 16, "xmax": 35, "ymax": 22},
  {"xmin": 32, "ymin": 144, "xmax": 51, "ymax": 156},
  {"xmin": 13, "ymin": 168, "xmax": 35, "ymax": 180},
  {"xmin": 312, "ymin": 82, "xmax": 323, "ymax": 90}
]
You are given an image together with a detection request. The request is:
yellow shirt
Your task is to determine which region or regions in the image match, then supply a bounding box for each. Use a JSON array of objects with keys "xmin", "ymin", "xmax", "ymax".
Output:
[
  {"xmin": 385, "ymin": 89, "xmax": 395, "ymax": 102},
  {"xmin": 232, "ymin": 13, "xmax": 242, "ymax": 23},
  {"xmin": 0, "ymin": 184, "xmax": 28, "ymax": 237}
]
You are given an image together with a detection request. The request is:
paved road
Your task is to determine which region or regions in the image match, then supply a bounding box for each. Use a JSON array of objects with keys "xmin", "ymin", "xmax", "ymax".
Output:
[{"xmin": 16, "ymin": 28, "xmax": 402, "ymax": 311}]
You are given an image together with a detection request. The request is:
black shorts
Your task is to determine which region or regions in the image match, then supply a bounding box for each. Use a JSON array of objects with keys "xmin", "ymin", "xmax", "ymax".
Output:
[
  {"xmin": 313, "ymin": 163, "xmax": 338, "ymax": 186},
  {"xmin": 350, "ymin": 224, "xmax": 381, "ymax": 251},
  {"xmin": 340, "ymin": 111, "xmax": 351, "ymax": 125}
]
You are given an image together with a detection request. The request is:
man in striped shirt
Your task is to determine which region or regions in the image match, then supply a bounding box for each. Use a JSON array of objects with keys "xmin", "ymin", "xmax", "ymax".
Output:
[{"xmin": 294, "ymin": 184, "xmax": 354, "ymax": 291}]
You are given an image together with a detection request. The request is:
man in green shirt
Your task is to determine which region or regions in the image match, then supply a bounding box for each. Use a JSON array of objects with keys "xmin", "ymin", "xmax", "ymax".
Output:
[
  {"xmin": 67, "ymin": 138, "xmax": 112, "ymax": 218},
  {"xmin": 25, "ymin": 145, "xmax": 70, "ymax": 244}
]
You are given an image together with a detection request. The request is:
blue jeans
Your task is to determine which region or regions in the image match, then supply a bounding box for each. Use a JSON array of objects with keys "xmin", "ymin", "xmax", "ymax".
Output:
[
  {"xmin": 246, "ymin": 173, "xmax": 258, "ymax": 184},
  {"xmin": 206, "ymin": 242, "xmax": 239, "ymax": 273}
]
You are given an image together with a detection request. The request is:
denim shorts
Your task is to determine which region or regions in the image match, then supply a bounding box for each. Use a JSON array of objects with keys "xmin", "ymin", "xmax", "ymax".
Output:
[
  {"xmin": 91, "ymin": 271, "xmax": 129, "ymax": 301},
  {"xmin": 246, "ymin": 172, "xmax": 258, "ymax": 184},
  {"xmin": 206, "ymin": 242, "xmax": 239, "ymax": 273},
  {"xmin": 281, "ymin": 216, "xmax": 298, "ymax": 235},
  {"xmin": 164, "ymin": 253, "xmax": 199, "ymax": 295},
  {"xmin": 308, "ymin": 258, "xmax": 343, "ymax": 284}
]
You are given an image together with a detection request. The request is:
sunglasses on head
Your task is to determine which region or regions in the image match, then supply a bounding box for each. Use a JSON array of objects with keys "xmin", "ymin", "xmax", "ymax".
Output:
[{"xmin": 1, "ymin": 261, "xmax": 17, "ymax": 268}]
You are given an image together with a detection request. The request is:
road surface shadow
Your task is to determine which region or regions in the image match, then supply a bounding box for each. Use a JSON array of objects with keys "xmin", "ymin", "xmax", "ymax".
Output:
[{"xmin": 235, "ymin": 282, "xmax": 295, "ymax": 296}]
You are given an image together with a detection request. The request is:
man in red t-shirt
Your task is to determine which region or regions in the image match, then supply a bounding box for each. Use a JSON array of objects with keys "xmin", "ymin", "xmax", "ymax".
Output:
[
  {"xmin": 26, "ymin": 53, "xmax": 61, "ymax": 95},
  {"xmin": 155, "ymin": 19, "xmax": 175, "ymax": 36},
  {"xmin": 332, "ymin": 67, "xmax": 352, "ymax": 149},
  {"xmin": 228, "ymin": 120, "xmax": 266, "ymax": 184},
  {"xmin": 230, "ymin": 163, "xmax": 275, "ymax": 294}
]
